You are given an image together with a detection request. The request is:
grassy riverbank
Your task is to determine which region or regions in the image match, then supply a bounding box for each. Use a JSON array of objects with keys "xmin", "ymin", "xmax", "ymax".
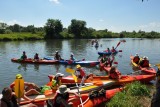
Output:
[
  {"xmin": 0, "ymin": 32, "xmax": 44, "ymax": 41},
  {"xmin": 105, "ymin": 81, "xmax": 156, "ymax": 107}
]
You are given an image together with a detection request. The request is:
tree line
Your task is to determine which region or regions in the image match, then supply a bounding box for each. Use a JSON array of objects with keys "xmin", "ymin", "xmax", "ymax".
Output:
[{"xmin": 0, "ymin": 19, "xmax": 160, "ymax": 39}]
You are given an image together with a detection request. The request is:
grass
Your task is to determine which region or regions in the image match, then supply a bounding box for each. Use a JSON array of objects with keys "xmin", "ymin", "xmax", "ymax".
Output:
[
  {"xmin": 0, "ymin": 32, "xmax": 44, "ymax": 41},
  {"xmin": 106, "ymin": 81, "xmax": 155, "ymax": 107}
]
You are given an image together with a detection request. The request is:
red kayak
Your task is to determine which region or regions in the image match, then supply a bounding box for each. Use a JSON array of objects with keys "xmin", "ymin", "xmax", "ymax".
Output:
[
  {"xmin": 11, "ymin": 58, "xmax": 59, "ymax": 64},
  {"xmin": 130, "ymin": 55, "xmax": 156, "ymax": 74}
]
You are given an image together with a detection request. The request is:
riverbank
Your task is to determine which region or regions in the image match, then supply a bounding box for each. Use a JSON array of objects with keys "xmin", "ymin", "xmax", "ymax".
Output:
[{"xmin": 0, "ymin": 32, "xmax": 44, "ymax": 41}]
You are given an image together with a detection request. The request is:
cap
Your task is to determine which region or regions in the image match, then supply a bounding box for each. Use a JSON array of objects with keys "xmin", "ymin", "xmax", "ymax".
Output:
[
  {"xmin": 55, "ymin": 73, "xmax": 64, "ymax": 77},
  {"xmin": 16, "ymin": 74, "xmax": 23, "ymax": 79},
  {"xmin": 76, "ymin": 64, "xmax": 81, "ymax": 69}
]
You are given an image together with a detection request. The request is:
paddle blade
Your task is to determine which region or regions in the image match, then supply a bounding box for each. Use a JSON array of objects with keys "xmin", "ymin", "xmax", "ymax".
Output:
[
  {"xmin": 15, "ymin": 79, "xmax": 24, "ymax": 98},
  {"xmin": 66, "ymin": 68, "xmax": 75, "ymax": 74},
  {"xmin": 114, "ymin": 62, "xmax": 118, "ymax": 64},
  {"xmin": 72, "ymin": 73, "xmax": 78, "ymax": 82},
  {"xmin": 119, "ymin": 50, "xmax": 122, "ymax": 52},
  {"xmin": 120, "ymin": 40, "xmax": 126, "ymax": 42}
]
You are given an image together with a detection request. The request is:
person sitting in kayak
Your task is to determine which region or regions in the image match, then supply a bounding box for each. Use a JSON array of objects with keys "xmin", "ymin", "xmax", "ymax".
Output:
[
  {"xmin": 133, "ymin": 53, "xmax": 140, "ymax": 64},
  {"xmin": 105, "ymin": 48, "xmax": 111, "ymax": 53},
  {"xmin": 54, "ymin": 51, "xmax": 63, "ymax": 60},
  {"xmin": 46, "ymin": 85, "xmax": 79, "ymax": 107},
  {"xmin": 51, "ymin": 73, "xmax": 64, "ymax": 89},
  {"xmin": 34, "ymin": 53, "xmax": 39, "ymax": 61},
  {"xmin": 109, "ymin": 66, "xmax": 121, "ymax": 79},
  {"xmin": 20, "ymin": 51, "xmax": 27, "ymax": 60},
  {"xmin": 139, "ymin": 56, "xmax": 149, "ymax": 67},
  {"xmin": 10, "ymin": 74, "xmax": 41, "ymax": 101},
  {"xmin": 75, "ymin": 64, "xmax": 86, "ymax": 87},
  {"xmin": 111, "ymin": 46, "xmax": 116, "ymax": 53},
  {"xmin": 68, "ymin": 53, "xmax": 76, "ymax": 64},
  {"xmin": 100, "ymin": 54, "xmax": 115, "ymax": 67}
]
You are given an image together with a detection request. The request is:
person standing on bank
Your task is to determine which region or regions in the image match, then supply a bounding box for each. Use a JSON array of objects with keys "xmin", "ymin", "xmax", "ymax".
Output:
[{"xmin": 151, "ymin": 68, "xmax": 160, "ymax": 107}]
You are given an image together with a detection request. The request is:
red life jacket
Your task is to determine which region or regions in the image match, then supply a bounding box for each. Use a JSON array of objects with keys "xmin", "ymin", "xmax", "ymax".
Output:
[
  {"xmin": 133, "ymin": 57, "xmax": 140, "ymax": 64},
  {"xmin": 142, "ymin": 60, "xmax": 149, "ymax": 67},
  {"xmin": 79, "ymin": 68, "xmax": 86, "ymax": 77}
]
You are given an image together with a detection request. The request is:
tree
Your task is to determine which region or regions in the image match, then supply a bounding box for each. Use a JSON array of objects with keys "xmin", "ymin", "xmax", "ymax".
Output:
[
  {"xmin": 68, "ymin": 19, "xmax": 87, "ymax": 38},
  {"xmin": 44, "ymin": 19, "xmax": 63, "ymax": 39}
]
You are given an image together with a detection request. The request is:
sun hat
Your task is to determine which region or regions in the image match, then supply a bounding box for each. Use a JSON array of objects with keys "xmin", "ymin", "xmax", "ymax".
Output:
[
  {"xmin": 71, "ymin": 53, "xmax": 74, "ymax": 56},
  {"xmin": 55, "ymin": 73, "xmax": 64, "ymax": 77},
  {"xmin": 135, "ymin": 53, "xmax": 139, "ymax": 56},
  {"xmin": 16, "ymin": 74, "xmax": 23, "ymax": 79},
  {"xmin": 56, "ymin": 85, "xmax": 70, "ymax": 94},
  {"xmin": 76, "ymin": 64, "xmax": 81, "ymax": 69},
  {"xmin": 56, "ymin": 51, "xmax": 58, "ymax": 53}
]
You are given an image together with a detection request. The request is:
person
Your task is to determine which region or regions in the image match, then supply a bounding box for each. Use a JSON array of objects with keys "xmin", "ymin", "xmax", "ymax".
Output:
[
  {"xmin": 133, "ymin": 53, "xmax": 140, "ymax": 64},
  {"xmin": 0, "ymin": 87, "xmax": 19, "ymax": 107},
  {"xmin": 105, "ymin": 48, "xmax": 110, "ymax": 53},
  {"xmin": 54, "ymin": 51, "xmax": 62, "ymax": 60},
  {"xmin": 47, "ymin": 85, "xmax": 79, "ymax": 107},
  {"xmin": 75, "ymin": 64, "xmax": 86, "ymax": 87},
  {"xmin": 34, "ymin": 53, "xmax": 39, "ymax": 61},
  {"xmin": 108, "ymin": 66, "xmax": 121, "ymax": 79},
  {"xmin": 10, "ymin": 74, "xmax": 41, "ymax": 101},
  {"xmin": 70, "ymin": 53, "xmax": 76, "ymax": 61},
  {"xmin": 139, "ymin": 56, "xmax": 149, "ymax": 67},
  {"xmin": 100, "ymin": 54, "xmax": 114, "ymax": 67},
  {"xmin": 51, "ymin": 73, "xmax": 64, "ymax": 89},
  {"xmin": 151, "ymin": 68, "xmax": 160, "ymax": 107},
  {"xmin": 20, "ymin": 51, "xmax": 27, "ymax": 60},
  {"xmin": 111, "ymin": 46, "xmax": 116, "ymax": 53}
]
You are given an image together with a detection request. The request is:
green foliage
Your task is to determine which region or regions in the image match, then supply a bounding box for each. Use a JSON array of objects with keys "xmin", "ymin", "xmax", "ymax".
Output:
[
  {"xmin": 125, "ymin": 81, "xmax": 150, "ymax": 96},
  {"xmin": 107, "ymin": 82, "xmax": 150, "ymax": 107},
  {"xmin": 0, "ymin": 32, "xmax": 44, "ymax": 41}
]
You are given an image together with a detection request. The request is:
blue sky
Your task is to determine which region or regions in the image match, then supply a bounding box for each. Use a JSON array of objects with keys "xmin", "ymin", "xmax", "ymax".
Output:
[{"xmin": 0, "ymin": 0, "xmax": 160, "ymax": 32}]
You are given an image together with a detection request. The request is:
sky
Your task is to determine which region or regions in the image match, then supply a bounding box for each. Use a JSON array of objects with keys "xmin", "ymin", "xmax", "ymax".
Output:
[{"xmin": 0, "ymin": 0, "xmax": 160, "ymax": 33}]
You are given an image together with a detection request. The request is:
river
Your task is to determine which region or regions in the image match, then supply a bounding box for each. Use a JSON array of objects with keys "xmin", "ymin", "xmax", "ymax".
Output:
[{"xmin": 0, "ymin": 38, "xmax": 160, "ymax": 91}]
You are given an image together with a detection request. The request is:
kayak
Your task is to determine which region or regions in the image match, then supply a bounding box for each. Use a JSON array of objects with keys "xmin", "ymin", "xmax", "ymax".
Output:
[
  {"xmin": 130, "ymin": 55, "xmax": 156, "ymax": 74},
  {"xmin": 0, "ymin": 87, "xmax": 122, "ymax": 106},
  {"xmin": 71, "ymin": 87, "xmax": 123, "ymax": 107},
  {"xmin": 98, "ymin": 50, "xmax": 118, "ymax": 56},
  {"xmin": 44, "ymin": 57, "xmax": 100, "ymax": 66},
  {"xmin": 48, "ymin": 74, "xmax": 155, "ymax": 87},
  {"xmin": 59, "ymin": 60, "xmax": 100, "ymax": 66},
  {"xmin": 11, "ymin": 58, "xmax": 59, "ymax": 64}
]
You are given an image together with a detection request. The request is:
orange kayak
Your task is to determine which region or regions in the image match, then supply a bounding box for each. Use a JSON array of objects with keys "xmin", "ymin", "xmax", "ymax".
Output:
[
  {"xmin": 48, "ymin": 74, "xmax": 155, "ymax": 87},
  {"xmin": 11, "ymin": 58, "xmax": 59, "ymax": 64},
  {"xmin": 71, "ymin": 87, "xmax": 123, "ymax": 107},
  {"xmin": 130, "ymin": 55, "xmax": 156, "ymax": 74}
]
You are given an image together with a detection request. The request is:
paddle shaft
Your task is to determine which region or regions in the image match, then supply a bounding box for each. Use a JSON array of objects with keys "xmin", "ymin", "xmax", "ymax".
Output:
[{"xmin": 76, "ymin": 83, "xmax": 84, "ymax": 107}]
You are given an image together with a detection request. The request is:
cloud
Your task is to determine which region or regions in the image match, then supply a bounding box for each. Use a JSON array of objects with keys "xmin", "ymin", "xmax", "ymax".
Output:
[
  {"xmin": 138, "ymin": 22, "xmax": 160, "ymax": 32},
  {"xmin": 7, "ymin": 20, "xmax": 21, "ymax": 25},
  {"xmin": 49, "ymin": 0, "xmax": 60, "ymax": 4}
]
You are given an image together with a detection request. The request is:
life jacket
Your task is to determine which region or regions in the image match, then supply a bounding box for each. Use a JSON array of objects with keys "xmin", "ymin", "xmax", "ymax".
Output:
[
  {"xmin": 141, "ymin": 60, "xmax": 149, "ymax": 67},
  {"xmin": 101, "ymin": 57, "xmax": 108, "ymax": 63},
  {"xmin": 133, "ymin": 56, "xmax": 140, "ymax": 64},
  {"xmin": 40, "ymin": 85, "xmax": 52, "ymax": 94},
  {"xmin": 78, "ymin": 68, "xmax": 86, "ymax": 77},
  {"xmin": 34, "ymin": 55, "xmax": 39, "ymax": 60},
  {"xmin": 50, "ymin": 79, "xmax": 61, "ymax": 89}
]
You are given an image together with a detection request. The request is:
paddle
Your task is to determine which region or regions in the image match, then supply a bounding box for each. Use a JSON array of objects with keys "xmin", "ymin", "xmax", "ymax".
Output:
[
  {"xmin": 14, "ymin": 78, "xmax": 24, "ymax": 104},
  {"xmin": 115, "ymin": 39, "xmax": 126, "ymax": 50},
  {"xmin": 66, "ymin": 68, "xmax": 84, "ymax": 107}
]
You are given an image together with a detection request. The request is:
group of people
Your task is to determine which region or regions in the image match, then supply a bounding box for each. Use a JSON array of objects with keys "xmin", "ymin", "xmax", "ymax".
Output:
[
  {"xmin": 104, "ymin": 46, "xmax": 116, "ymax": 53},
  {"xmin": 20, "ymin": 51, "xmax": 40, "ymax": 61},
  {"xmin": 133, "ymin": 53, "xmax": 150, "ymax": 67}
]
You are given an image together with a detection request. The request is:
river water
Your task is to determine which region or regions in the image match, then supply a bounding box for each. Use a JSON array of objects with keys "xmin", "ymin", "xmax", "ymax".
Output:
[{"xmin": 0, "ymin": 38, "xmax": 160, "ymax": 91}]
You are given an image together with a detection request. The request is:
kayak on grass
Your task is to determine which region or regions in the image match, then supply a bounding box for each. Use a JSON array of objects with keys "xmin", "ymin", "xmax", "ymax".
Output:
[
  {"xmin": 0, "ymin": 87, "xmax": 122, "ymax": 107},
  {"xmin": 130, "ymin": 55, "xmax": 156, "ymax": 74},
  {"xmin": 11, "ymin": 58, "xmax": 59, "ymax": 64}
]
